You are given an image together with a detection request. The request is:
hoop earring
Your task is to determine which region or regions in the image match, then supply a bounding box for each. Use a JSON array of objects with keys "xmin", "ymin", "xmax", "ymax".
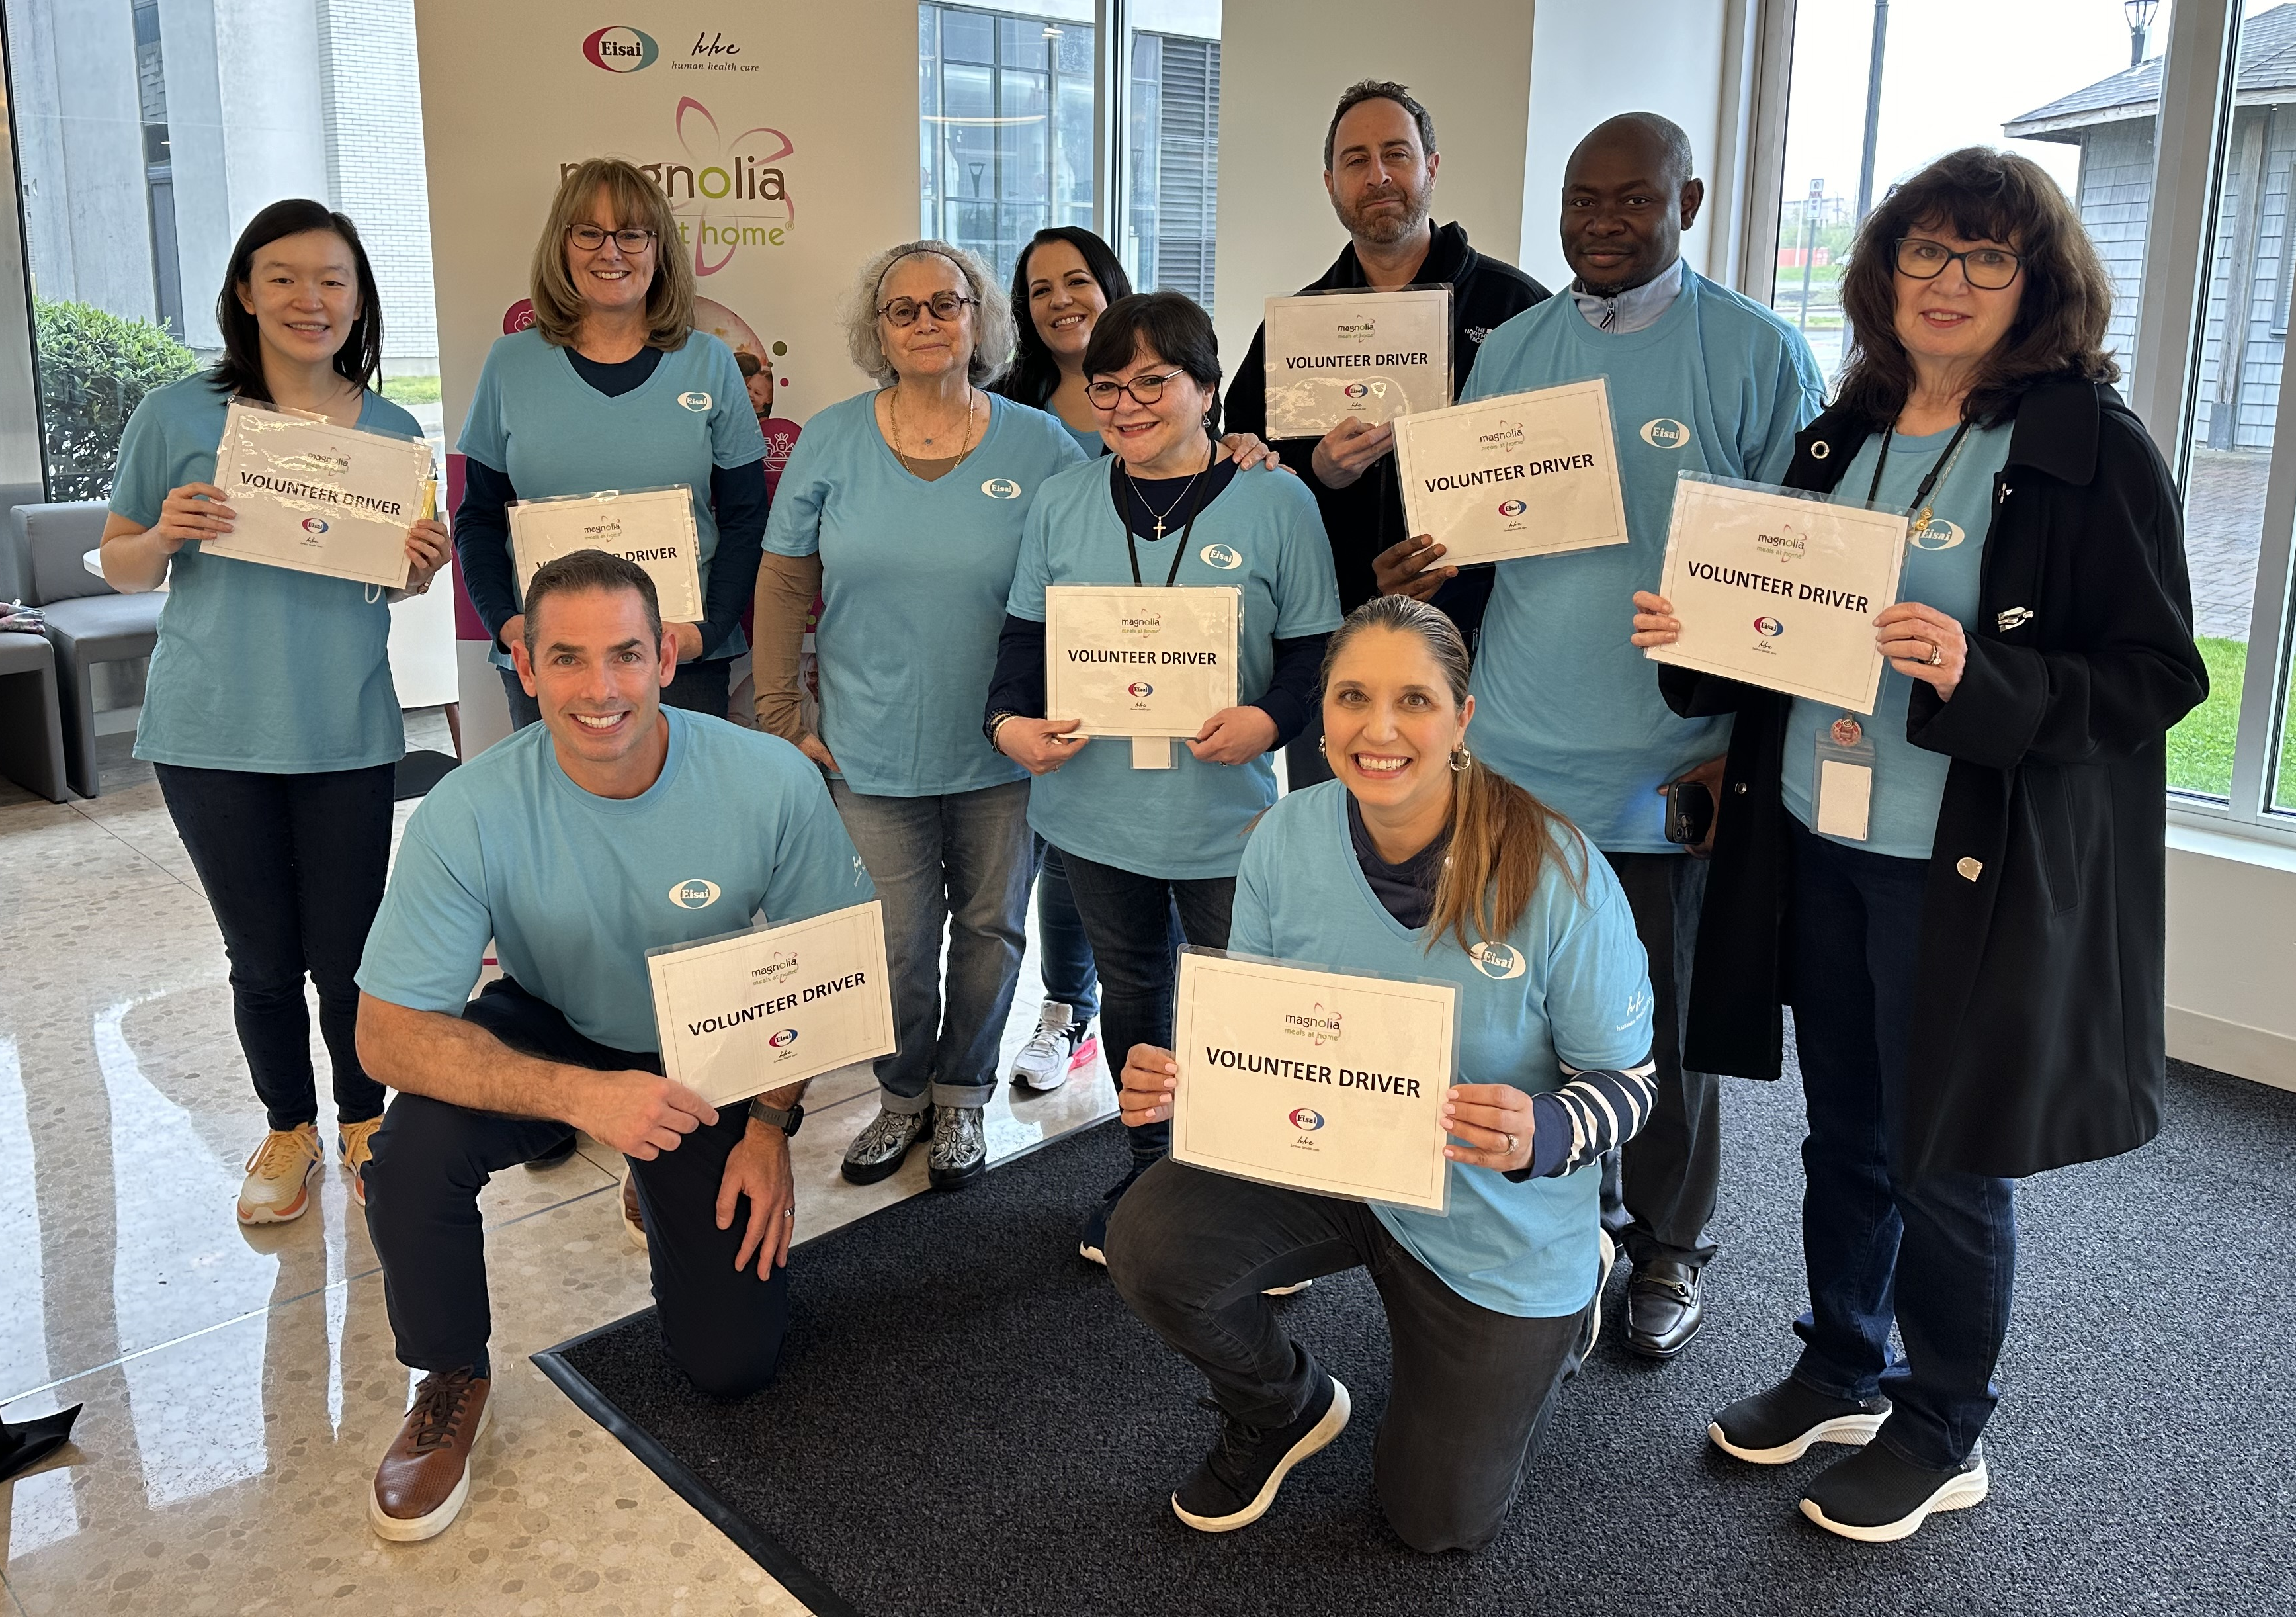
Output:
[{"xmin": 1450, "ymin": 746, "xmax": 1471, "ymax": 773}]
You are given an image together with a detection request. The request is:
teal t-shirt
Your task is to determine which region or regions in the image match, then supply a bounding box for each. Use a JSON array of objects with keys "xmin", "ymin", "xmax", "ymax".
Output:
[
  {"xmin": 457, "ymin": 328, "xmax": 766, "ymax": 669},
  {"xmin": 1230, "ymin": 781, "xmax": 1653, "ymax": 1317},
  {"xmin": 108, "ymin": 374, "xmax": 423, "ymax": 773},
  {"xmin": 764, "ymin": 391, "xmax": 1087, "ymax": 796},
  {"xmin": 1783, "ymin": 421, "xmax": 2011, "ymax": 859},
  {"xmin": 1463, "ymin": 270, "xmax": 1824, "ymax": 852},
  {"xmin": 357, "ymin": 707, "xmax": 874, "ymax": 1053},
  {"xmin": 1058, "ymin": 418, "xmax": 1107, "ymax": 458},
  {"xmin": 1007, "ymin": 456, "xmax": 1343, "ymax": 880}
]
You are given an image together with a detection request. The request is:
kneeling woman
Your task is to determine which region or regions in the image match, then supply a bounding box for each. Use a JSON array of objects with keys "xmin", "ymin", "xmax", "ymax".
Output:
[{"xmin": 1106, "ymin": 597, "xmax": 1656, "ymax": 1551}]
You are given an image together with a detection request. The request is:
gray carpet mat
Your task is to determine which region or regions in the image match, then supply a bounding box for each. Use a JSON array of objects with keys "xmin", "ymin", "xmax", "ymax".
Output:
[{"xmin": 536, "ymin": 1058, "xmax": 2296, "ymax": 1616}]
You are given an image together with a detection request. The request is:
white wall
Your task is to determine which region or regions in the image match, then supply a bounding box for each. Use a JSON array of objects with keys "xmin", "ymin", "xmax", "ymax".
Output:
[
  {"xmin": 1211, "ymin": 0, "xmax": 1538, "ymax": 369},
  {"xmin": 2166, "ymin": 830, "xmax": 2296, "ymax": 1091}
]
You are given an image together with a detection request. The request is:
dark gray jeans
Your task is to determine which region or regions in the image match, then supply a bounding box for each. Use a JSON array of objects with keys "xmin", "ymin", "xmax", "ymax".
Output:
[{"xmin": 1107, "ymin": 1159, "xmax": 1587, "ymax": 1553}]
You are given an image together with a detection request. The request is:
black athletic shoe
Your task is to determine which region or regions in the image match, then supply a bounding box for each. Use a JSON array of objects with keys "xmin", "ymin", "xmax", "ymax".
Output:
[
  {"xmin": 1709, "ymin": 1377, "xmax": 1891, "ymax": 1464},
  {"xmin": 1171, "ymin": 1375, "xmax": 1351, "ymax": 1533},
  {"xmin": 1800, "ymin": 1439, "xmax": 1989, "ymax": 1542},
  {"xmin": 1078, "ymin": 1162, "xmax": 1153, "ymax": 1266},
  {"xmin": 523, "ymin": 1131, "xmax": 579, "ymax": 1171}
]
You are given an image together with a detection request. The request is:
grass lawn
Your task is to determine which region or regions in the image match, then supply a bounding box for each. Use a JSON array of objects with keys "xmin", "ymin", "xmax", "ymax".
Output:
[
  {"xmin": 2168, "ymin": 634, "xmax": 2296, "ymax": 805},
  {"xmin": 380, "ymin": 373, "xmax": 441, "ymax": 406}
]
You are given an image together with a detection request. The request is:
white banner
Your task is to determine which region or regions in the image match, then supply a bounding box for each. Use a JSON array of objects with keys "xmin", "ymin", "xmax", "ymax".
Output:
[
  {"xmin": 647, "ymin": 901, "xmax": 895, "ymax": 1108},
  {"xmin": 1644, "ymin": 474, "xmax": 1908, "ymax": 713},
  {"xmin": 1393, "ymin": 378, "xmax": 1629, "ymax": 565},
  {"xmin": 1171, "ymin": 949, "xmax": 1455, "ymax": 1215},
  {"xmin": 203, "ymin": 402, "xmax": 433, "ymax": 589},
  {"xmin": 1262, "ymin": 288, "xmax": 1451, "ymax": 437},
  {"xmin": 1044, "ymin": 585, "xmax": 1240, "ymax": 738},
  {"xmin": 509, "ymin": 486, "xmax": 706, "ymax": 622}
]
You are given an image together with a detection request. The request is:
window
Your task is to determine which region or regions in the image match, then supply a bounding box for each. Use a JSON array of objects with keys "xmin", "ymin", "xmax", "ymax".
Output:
[{"xmin": 1123, "ymin": 2, "xmax": 1221, "ymax": 311}]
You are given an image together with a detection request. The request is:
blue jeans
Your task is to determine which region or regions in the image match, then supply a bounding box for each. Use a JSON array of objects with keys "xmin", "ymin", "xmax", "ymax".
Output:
[
  {"xmin": 1786, "ymin": 816, "xmax": 2017, "ymax": 1470},
  {"xmin": 1054, "ymin": 849, "xmax": 1234, "ymax": 1166},
  {"xmin": 831, "ymin": 779, "xmax": 1033, "ymax": 1112},
  {"xmin": 1033, "ymin": 839, "xmax": 1099, "ymax": 1022}
]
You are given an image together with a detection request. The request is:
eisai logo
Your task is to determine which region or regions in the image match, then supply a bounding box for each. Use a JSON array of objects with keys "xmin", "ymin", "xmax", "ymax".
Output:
[
  {"xmin": 583, "ymin": 25, "xmax": 659, "ymax": 72},
  {"xmin": 980, "ymin": 478, "xmax": 1022, "ymax": 500},
  {"xmin": 1909, "ymin": 519, "xmax": 1966, "ymax": 551},
  {"xmin": 1343, "ymin": 382, "xmax": 1371, "ymax": 400},
  {"xmin": 1640, "ymin": 418, "xmax": 1690, "ymax": 449},
  {"xmin": 1754, "ymin": 616, "xmax": 1785, "ymax": 637},
  {"xmin": 767, "ymin": 1029, "xmax": 799, "ymax": 1049},
  {"xmin": 678, "ymin": 390, "xmax": 712, "ymax": 411},
  {"xmin": 1497, "ymin": 500, "xmax": 1527, "ymax": 517},
  {"xmin": 301, "ymin": 517, "xmax": 330, "ymax": 534},
  {"xmin": 1289, "ymin": 1108, "xmax": 1326, "ymax": 1131},
  {"xmin": 1127, "ymin": 681, "xmax": 1154, "ymax": 697},
  {"xmin": 1468, "ymin": 941, "xmax": 1525, "ymax": 980},
  {"xmin": 1199, "ymin": 543, "xmax": 1242, "ymax": 570},
  {"xmin": 668, "ymin": 877, "xmax": 722, "ymax": 910}
]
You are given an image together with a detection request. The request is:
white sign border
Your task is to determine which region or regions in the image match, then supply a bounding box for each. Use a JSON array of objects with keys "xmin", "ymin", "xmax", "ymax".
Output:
[
  {"xmin": 203, "ymin": 400, "xmax": 431, "ymax": 590},
  {"xmin": 1044, "ymin": 584, "xmax": 1241, "ymax": 739},
  {"xmin": 1392, "ymin": 376, "xmax": 1631, "ymax": 566},
  {"xmin": 509, "ymin": 486, "xmax": 706, "ymax": 623}
]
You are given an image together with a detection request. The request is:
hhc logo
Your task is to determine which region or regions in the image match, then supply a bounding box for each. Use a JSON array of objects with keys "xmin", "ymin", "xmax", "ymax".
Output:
[
  {"xmin": 301, "ymin": 517, "xmax": 330, "ymax": 534},
  {"xmin": 583, "ymin": 25, "xmax": 659, "ymax": 71},
  {"xmin": 668, "ymin": 878, "xmax": 722, "ymax": 910},
  {"xmin": 767, "ymin": 1029, "xmax": 799, "ymax": 1049},
  {"xmin": 1289, "ymin": 1108, "xmax": 1326, "ymax": 1131},
  {"xmin": 1127, "ymin": 681, "xmax": 1154, "ymax": 697},
  {"xmin": 1640, "ymin": 418, "xmax": 1690, "ymax": 448},
  {"xmin": 1754, "ymin": 616, "xmax": 1785, "ymax": 637},
  {"xmin": 1497, "ymin": 499, "xmax": 1527, "ymax": 517}
]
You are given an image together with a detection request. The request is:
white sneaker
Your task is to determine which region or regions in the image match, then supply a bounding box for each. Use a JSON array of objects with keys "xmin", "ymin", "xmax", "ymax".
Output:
[
  {"xmin": 237, "ymin": 1124, "xmax": 323, "ymax": 1225},
  {"xmin": 1010, "ymin": 1002, "xmax": 1096, "ymax": 1093}
]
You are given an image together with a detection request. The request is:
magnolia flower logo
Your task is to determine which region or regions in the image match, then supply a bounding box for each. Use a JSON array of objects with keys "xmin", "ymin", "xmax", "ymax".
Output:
[{"xmin": 671, "ymin": 97, "xmax": 796, "ymax": 277}]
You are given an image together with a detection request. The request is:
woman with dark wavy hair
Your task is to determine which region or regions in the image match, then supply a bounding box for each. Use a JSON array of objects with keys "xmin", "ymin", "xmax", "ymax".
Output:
[{"xmin": 1632, "ymin": 146, "xmax": 2205, "ymax": 1542}]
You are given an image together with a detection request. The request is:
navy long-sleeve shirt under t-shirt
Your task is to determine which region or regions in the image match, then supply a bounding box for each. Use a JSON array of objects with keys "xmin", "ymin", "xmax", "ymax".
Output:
[{"xmin": 454, "ymin": 344, "xmax": 769, "ymax": 658}]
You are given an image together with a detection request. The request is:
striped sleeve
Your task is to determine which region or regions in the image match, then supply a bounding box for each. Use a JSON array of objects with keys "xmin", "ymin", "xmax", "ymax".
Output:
[{"xmin": 1507, "ymin": 1054, "xmax": 1658, "ymax": 1181}]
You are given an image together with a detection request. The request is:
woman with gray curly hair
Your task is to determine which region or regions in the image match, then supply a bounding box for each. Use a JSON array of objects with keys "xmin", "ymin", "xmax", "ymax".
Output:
[{"xmin": 754, "ymin": 240, "xmax": 1087, "ymax": 1191}]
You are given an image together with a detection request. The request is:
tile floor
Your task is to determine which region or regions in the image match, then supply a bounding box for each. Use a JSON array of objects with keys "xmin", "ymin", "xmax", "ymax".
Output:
[{"xmin": 0, "ymin": 719, "xmax": 1117, "ymax": 1614}]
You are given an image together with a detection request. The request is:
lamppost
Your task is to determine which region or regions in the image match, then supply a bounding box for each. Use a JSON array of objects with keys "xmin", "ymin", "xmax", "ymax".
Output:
[{"xmin": 2126, "ymin": 0, "xmax": 2158, "ymax": 69}]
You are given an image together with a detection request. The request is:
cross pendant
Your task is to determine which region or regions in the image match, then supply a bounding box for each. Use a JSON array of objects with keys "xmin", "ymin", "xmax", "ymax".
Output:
[{"xmin": 1152, "ymin": 518, "xmax": 1166, "ymax": 539}]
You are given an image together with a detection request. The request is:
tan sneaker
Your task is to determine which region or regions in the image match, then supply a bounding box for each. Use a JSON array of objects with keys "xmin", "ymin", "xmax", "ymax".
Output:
[
  {"xmin": 620, "ymin": 1171, "xmax": 648, "ymax": 1250},
  {"xmin": 338, "ymin": 1116, "xmax": 384, "ymax": 1209},
  {"xmin": 237, "ymin": 1124, "xmax": 323, "ymax": 1225},
  {"xmin": 369, "ymin": 1367, "xmax": 492, "ymax": 1542}
]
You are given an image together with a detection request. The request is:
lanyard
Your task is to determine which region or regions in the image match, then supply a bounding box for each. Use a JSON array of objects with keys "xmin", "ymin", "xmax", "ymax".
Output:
[
  {"xmin": 1866, "ymin": 416, "xmax": 1975, "ymax": 539},
  {"xmin": 1111, "ymin": 451, "xmax": 1209, "ymax": 587}
]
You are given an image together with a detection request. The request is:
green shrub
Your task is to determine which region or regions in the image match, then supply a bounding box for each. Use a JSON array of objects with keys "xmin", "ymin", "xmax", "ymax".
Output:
[
  {"xmin": 32, "ymin": 297, "xmax": 202, "ymax": 502},
  {"xmin": 380, "ymin": 373, "xmax": 441, "ymax": 406}
]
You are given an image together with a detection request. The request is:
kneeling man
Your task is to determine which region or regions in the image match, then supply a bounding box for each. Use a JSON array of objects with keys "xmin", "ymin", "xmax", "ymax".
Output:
[{"xmin": 353, "ymin": 550, "xmax": 872, "ymax": 1542}]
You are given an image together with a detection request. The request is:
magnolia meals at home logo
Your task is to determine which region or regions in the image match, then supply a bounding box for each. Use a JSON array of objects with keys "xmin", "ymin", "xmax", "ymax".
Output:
[
  {"xmin": 1756, "ymin": 525, "xmax": 1808, "ymax": 562},
  {"xmin": 749, "ymin": 949, "xmax": 799, "ymax": 985},
  {"xmin": 583, "ymin": 25, "xmax": 659, "ymax": 71},
  {"xmin": 1282, "ymin": 1002, "xmax": 1343, "ymax": 1047}
]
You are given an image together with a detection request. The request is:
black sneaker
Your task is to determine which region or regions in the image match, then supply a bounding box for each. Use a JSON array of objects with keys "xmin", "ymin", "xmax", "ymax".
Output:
[
  {"xmin": 1171, "ymin": 1375, "xmax": 1351, "ymax": 1533},
  {"xmin": 1800, "ymin": 1439, "xmax": 1989, "ymax": 1542},
  {"xmin": 1709, "ymin": 1377, "xmax": 1891, "ymax": 1464},
  {"xmin": 1078, "ymin": 1162, "xmax": 1152, "ymax": 1266}
]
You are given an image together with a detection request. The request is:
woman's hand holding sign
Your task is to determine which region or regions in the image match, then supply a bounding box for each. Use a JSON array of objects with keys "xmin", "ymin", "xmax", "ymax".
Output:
[
  {"xmin": 1119, "ymin": 1043, "xmax": 1179, "ymax": 1128},
  {"xmin": 1441, "ymin": 1084, "xmax": 1537, "ymax": 1173},
  {"xmin": 1630, "ymin": 589, "xmax": 1681, "ymax": 647},
  {"xmin": 1187, "ymin": 705, "xmax": 1278, "ymax": 765},
  {"xmin": 1875, "ymin": 601, "xmax": 1966, "ymax": 699},
  {"xmin": 996, "ymin": 716, "xmax": 1085, "ymax": 774}
]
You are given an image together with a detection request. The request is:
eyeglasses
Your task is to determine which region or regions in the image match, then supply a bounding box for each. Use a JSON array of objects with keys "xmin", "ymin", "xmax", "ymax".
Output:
[
  {"xmin": 878, "ymin": 292, "xmax": 978, "ymax": 326},
  {"xmin": 567, "ymin": 225, "xmax": 657, "ymax": 253},
  {"xmin": 1894, "ymin": 237, "xmax": 2022, "ymax": 290},
  {"xmin": 1085, "ymin": 369, "xmax": 1189, "ymax": 410}
]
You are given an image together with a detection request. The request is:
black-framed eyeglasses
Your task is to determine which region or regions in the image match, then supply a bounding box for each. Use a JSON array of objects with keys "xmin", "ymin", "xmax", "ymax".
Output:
[
  {"xmin": 1085, "ymin": 369, "xmax": 1188, "ymax": 410},
  {"xmin": 1895, "ymin": 237, "xmax": 2022, "ymax": 290},
  {"xmin": 567, "ymin": 225, "xmax": 657, "ymax": 253},
  {"xmin": 878, "ymin": 292, "xmax": 978, "ymax": 327}
]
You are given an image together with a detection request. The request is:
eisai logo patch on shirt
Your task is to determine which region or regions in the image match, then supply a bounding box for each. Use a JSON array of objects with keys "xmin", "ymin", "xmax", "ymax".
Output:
[
  {"xmin": 1640, "ymin": 418, "xmax": 1691, "ymax": 449},
  {"xmin": 1468, "ymin": 941, "xmax": 1526, "ymax": 980},
  {"xmin": 678, "ymin": 391, "xmax": 712, "ymax": 412},
  {"xmin": 1909, "ymin": 519, "xmax": 1966, "ymax": 551},
  {"xmin": 980, "ymin": 478, "xmax": 1023, "ymax": 500},
  {"xmin": 1199, "ymin": 543, "xmax": 1242, "ymax": 570},
  {"xmin": 668, "ymin": 877, "xmax": 722, "ymax": 910}
]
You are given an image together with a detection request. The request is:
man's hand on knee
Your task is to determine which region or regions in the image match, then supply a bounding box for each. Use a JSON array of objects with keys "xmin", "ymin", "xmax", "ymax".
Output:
[
  {"xmin": 716, "ymin": 1120, "xmax": 796, "ymax": 1278},
  {"xmin": 575, "ymin": 1069, "xmax": 718, "ymax": 1159}
]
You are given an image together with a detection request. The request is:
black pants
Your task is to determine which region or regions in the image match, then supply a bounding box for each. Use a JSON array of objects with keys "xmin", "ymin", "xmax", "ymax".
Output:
[
  {"xmin": 1109, "ymin": 1159, "xmax": 1585, "ymax": 1553},
  {"xmin": 1283, "ymin": 711, "xmax": 1335, "ymax": 791},
  {"xmin": 155, "ymin": 761, "xmax": 395, "ymax": 1131},
  {"xmin": 362, "ymin": 979, "xmax": 789, "ymax": 1398},
  {"xmin": 1054, "ymin": 850, "xmax": 1234, "ymax": 1166},
  {"xmin": 1598, "ymin": 850, "xmax": 1722, "ymax": 1270},
  {"xmin": 498, "ymin": 657, "xmax": 732, "ymax": 730}
]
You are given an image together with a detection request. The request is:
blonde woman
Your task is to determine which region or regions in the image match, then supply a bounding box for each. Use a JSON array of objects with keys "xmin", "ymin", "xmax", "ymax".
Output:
[
  {"xmin": 754, "ymin": 240, "xmax": 1084, "ymax": 1190},
  {"xmin": 454, "ymin": 156, "xmax": 767, "ymax": 732}
]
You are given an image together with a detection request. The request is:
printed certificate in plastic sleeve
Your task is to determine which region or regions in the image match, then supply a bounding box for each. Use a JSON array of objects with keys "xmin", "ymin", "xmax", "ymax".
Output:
[
  {"xmin": 203, "ymin": 400, "xmax": 433, "ymax": 588},
  {"xmin": 1644, "ymin": 472, "xmax": 1909, "ymax": 713},
  {"xmin": 1392, "ymin": 378, "xmax": 1628, "ymax": 566},
  {"xmin": 509, "ymin": 486, "xmax": 704, "ymax": 621},
  {"xmin": 647, "ymin": 902, "xmax": 895, "ymax": 1108},
  {"xmin": 1262, "ymin": 287, "xmax": 1452, "ymax": 437},
  {"xmin": 1044, "ymin": 585, "xmax": 1240, "ymax": 738},
  {"xmin": 1171, "ymin": 948, "xmax": 1455, "ymax": 1215}
]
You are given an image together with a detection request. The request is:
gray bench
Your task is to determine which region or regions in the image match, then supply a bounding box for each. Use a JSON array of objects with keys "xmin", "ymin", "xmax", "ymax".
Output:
[
  {"xmin": 0, "ymin": 631, "xmax": 67, "ymax": 801},
  {"xmin": 3, "ymin": 502, "xmax": 163, "ymax": 798}
]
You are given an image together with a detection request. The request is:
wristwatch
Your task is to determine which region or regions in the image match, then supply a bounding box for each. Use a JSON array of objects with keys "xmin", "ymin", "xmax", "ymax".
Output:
[{"xmin": 747, "ymin": 1098, "xmax": 805, "ymax": 1139}]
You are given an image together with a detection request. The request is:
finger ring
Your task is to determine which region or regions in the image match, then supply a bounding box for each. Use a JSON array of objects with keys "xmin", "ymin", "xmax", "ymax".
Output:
[
  {"xmin": 783, "ymin": 1208, "xmax": 795, "ymax": 1217},
  {"xmin": 1502, "ymin": 1132, "xmax": 1518, "ymax": 1157},
  {"xmin": 1928, "ymin": 642, "xmax": 1944, "ymax": 667}
]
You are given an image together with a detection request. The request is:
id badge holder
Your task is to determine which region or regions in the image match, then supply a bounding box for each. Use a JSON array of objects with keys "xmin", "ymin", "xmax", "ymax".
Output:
[
  {"xmin": 1132, "ymin": 736, "xmax": 1175, "ymax": 769},
  {"xmin": 1812, "ymin": 715, "xmax": 1877, "ymax": 842}
]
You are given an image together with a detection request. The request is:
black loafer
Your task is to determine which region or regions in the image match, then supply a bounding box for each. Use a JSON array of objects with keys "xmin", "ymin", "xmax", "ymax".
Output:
[
  {"xmin": 1625, "ymin": 1258, "xmax": 1705, "ymax": 1358},
  {"xmin": 523, "ymin": 1131, "xmax": 579, "ymax": 1171}
]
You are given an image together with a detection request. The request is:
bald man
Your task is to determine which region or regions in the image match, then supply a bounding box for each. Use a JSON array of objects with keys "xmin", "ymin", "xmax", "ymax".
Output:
[{"xmin": 1380, "ymin": 112, "xmax": 1824, "ymax": 1364}]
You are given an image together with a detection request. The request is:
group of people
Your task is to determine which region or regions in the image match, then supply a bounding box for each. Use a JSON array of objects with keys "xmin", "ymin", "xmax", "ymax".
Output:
[{"xmin": 98, "ymin": 76, "xmax": 2202, "ymax": 1561}]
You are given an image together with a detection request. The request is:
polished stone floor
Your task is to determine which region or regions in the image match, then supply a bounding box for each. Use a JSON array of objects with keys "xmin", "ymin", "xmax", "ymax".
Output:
[{"xmin": 0, "ymin": 730, "xmax": 1116, "ymax": 1615}]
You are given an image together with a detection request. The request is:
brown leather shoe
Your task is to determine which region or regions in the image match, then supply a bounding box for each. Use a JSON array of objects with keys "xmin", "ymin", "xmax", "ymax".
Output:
[
  {"xmin": 368, "ymin": 1368, "xmax": 492, "ymax": 1542},
  {"xmin": 620, "ymin": 1172, "xmax": 648, "ymax": 1250}
]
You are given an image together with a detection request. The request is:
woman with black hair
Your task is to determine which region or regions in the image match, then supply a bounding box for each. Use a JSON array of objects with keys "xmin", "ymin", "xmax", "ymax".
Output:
[
  {"xmin": 99, "ymin": 199, "xmax": 450, "ymax": 1227},
  {"xmin": 987, "ymin": 290, "xmax": 1342, "ymax": 1262}
]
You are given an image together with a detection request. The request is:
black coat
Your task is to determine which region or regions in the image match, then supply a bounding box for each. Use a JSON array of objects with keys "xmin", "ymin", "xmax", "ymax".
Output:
[
  {"xmin": 1660, "ymin": 378, "xmax": 2207, "ymax": 1178},
  {"xmin": 1224, "ymin": 222, "xmax": 1549, "ymax": 611}
]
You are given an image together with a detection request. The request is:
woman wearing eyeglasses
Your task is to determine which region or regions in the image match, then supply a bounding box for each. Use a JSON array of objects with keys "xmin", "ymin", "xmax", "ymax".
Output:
[
  {"xmin": 988, "ymin": 290, "xmax": 1344, "ymax": 1264},
  {"xmin": 455, "ymin": 157, "xmax": 768, "ymax": 733},
  {"xmin": 1632, "ymin": 148, "xmax": 2205, "ymax": 1542},
  {"xmin": 753, "ymin": 240, "xmax": 1086, "ymax": 1192}
]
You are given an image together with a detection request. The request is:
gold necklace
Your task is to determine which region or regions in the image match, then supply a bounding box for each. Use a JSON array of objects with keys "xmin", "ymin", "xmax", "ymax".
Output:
[{"xmin": 889, "ymin": 386, "xmax": 979, "ymax": 472}]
